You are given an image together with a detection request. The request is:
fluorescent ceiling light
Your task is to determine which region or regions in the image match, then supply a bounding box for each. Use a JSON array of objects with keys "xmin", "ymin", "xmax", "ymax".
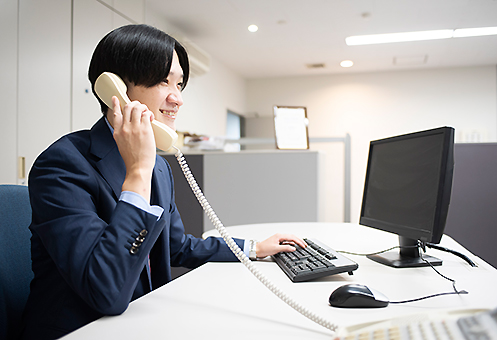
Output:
[
  {"xmin": 346, "ymin": 29, "xmax": 453, "ymax": 45},
  {"xmin": 453, "ymin": 27, "xmax": 497, "ymax": 38},
  {"xmin": 346, "ymin": 27, "xmax": 497, "ymax": 46}
]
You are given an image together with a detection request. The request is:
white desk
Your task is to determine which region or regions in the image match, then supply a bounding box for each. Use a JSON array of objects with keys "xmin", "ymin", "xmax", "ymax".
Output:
[{"xmin": 62, "ymin": 223, "xmax": 497, "ymax": 339}]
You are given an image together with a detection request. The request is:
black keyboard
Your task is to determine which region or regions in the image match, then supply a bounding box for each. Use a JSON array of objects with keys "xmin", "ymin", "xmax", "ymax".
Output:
[{"xmin": 272, "ymin": 238, "xmax": 358, "ymax": 282}]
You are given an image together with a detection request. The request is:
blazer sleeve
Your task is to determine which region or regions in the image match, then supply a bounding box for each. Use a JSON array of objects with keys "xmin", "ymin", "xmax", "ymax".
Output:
[
  {"xmin": 168, "ymin": 205, "xmax": 245, "ymax": 268},
  {"xmin": 29, "ymin": 138, "xmax": 165, "ymax": 315}
]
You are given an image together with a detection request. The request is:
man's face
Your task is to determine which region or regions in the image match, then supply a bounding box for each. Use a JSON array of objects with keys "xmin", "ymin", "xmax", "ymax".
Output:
[{"xmin": 126, "ymin": 51, "xmax": 184, "ymax": 131}]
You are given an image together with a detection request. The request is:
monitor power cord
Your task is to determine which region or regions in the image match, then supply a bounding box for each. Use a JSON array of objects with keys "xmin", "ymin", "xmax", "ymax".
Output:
[
  {"xmin": 338, "ymin": 242, "xmax": 476, "ymax": 267},
  {"xmin": 425, "ymin": 243, "xmax": 477, "ymax": 267}
]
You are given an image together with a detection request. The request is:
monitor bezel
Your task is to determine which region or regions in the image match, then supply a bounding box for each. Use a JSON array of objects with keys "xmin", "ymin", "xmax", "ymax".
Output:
[{"xmin": 359, "ymin": 127, "xmax": 455, "ymax": 245}]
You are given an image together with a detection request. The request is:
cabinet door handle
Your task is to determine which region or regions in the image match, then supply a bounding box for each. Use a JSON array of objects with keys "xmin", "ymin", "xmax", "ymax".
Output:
[{"xmin": 18, "ymin": 156, "xmax": 25, "ymax": 179}]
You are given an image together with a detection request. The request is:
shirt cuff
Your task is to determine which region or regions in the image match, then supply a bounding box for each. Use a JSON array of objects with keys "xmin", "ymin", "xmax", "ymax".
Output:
[
  {"xmin": 243, "ymin": 240, "xmax": 250, "ymax": 258},
  {"xmin": 119, "ymin": 191, "xmax": 164, "ymax": 220}
]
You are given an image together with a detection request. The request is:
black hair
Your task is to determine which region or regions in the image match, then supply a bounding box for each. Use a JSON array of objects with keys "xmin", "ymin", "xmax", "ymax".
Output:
[{"xmin": 88, "ymin": 24, "xmax": 190, "ymax": 114}]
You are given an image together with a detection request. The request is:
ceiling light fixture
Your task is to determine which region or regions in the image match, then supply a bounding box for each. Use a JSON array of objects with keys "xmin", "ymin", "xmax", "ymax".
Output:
[
  {"xmin": 453, "ymin": 26, "xmax": 497, "ymax": 37},
  {"xmin": 346, "ymin": 29, "xmax": 453, "ymax": 45},
  {"xmin": 345, "ymin": 26, "xmax": 497, "ymax": 46},
  {"xmin": 248, "ymin": 24, "xmax": 259, "ymax": 33},
  {"xmin": 340, "ymin": 60, "xmax": 354, "ymax": 68}
]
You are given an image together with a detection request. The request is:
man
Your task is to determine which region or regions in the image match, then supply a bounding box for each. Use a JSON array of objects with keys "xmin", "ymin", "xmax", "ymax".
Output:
[{"xmin": 21, "ymin": 24, "xmax": 305, "ymax": 339}]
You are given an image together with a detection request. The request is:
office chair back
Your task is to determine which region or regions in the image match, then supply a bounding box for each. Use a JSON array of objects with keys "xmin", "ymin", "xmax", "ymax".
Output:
[{"xmin": 0, "ymin": 185, "xmax": 33, "ymax": 340}]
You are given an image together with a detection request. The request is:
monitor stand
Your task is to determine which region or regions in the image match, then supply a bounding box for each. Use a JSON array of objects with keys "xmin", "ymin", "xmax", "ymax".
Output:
[{"xmin": 367, "ymin": 237, "xmax": 442, "ymax": 268}]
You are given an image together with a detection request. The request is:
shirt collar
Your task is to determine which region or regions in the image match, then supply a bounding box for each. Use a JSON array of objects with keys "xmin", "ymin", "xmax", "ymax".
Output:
[{"xmin": 104, "ymin": 117, "xmax": 114, "ymax": 134}]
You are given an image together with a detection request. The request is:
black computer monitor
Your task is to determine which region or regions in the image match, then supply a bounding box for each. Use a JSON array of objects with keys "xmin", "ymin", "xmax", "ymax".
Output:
[{"xmin": 359, "ymin": 127, "xmax": 455, "ymax": 268}]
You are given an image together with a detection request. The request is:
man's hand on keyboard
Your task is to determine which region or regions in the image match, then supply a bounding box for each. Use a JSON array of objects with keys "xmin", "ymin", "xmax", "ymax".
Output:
[{"xmin": 256, "ymin": 234, "xmax": 307, "ymax": 259}]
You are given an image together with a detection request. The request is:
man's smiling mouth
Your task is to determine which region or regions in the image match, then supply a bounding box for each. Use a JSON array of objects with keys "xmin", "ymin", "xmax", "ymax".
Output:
[{"xmin": 160, "ymin": 109, "xmax": 177, "ymax": 119}]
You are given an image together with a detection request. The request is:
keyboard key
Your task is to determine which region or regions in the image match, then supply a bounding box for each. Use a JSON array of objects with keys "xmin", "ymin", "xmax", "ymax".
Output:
[{"xmin": 272, "ymin": 238, "xmax": 358, "ymax": 282}]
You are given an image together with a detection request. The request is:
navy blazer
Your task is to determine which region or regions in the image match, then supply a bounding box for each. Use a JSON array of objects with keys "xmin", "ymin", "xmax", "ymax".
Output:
[{"xmin": 21, "ymin": 117, "xmax": 242, "ymax": 339}]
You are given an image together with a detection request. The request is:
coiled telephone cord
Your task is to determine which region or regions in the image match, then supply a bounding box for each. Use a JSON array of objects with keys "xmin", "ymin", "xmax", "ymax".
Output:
[{"xmin": 173, "ymin": 147, "xmax": 338, "ymax": 334}]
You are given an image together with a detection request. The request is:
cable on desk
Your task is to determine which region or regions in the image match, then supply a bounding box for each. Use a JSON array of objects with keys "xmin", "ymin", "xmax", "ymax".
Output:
[
  {"xmin": 425, "ymin": 243, "xmax": 477, "ymax": 267},
  {"xmin": 389, "ymin": 252, "xmax": 469, "ymax": 304},
  {"xmin": 338, "ymin": 243, "xmax": 476, "ymax": 267},
  {"xmin": 389, "ymin": 291, "xmax": 468, "ymax": 304},
  {"xmin": 419, "ymin": 251, "xmax": 469, "ymax": 295},
  {"xmin": 173, "ymin": 147, "xmax": 339, "ymax": 334},
  {"xmin": 337, "ymin": 245, "xmax": 418, "ymax": 257},
  {"xmin": 338, "ymin": 242, "xmax": 470, "ymax": 304}
]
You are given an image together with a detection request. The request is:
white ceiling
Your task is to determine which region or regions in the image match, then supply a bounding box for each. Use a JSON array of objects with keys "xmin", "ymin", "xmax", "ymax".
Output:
[{"xmin": 147, "ymin": 0, "xmax": 497, "ymax": 79}]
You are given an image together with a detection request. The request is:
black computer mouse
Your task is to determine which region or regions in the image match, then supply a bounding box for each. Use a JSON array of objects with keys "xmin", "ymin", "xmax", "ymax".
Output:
[{"xmin": 329, "ymin": 284, "xmax": 389, "ymax": 308}]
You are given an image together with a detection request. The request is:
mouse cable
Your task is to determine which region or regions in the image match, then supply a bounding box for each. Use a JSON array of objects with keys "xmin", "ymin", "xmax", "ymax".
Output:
[
  {"xmin": 388, "ymin": 290, "xmax": 468, "ymax": 304},
  {"xmin": 389, "ymin": 251, "xmax": 469, "ymax": 304},
  {"xmin": 337, "ymin": 244, "xmax": 469, "ymax": 303},
  {"xmin": 338, "ymin": 245, "xmax": 468, "ymax": 294},
  {"xmin": 419, "ymin": 249, "xmax": 468, "ymax": 295}
]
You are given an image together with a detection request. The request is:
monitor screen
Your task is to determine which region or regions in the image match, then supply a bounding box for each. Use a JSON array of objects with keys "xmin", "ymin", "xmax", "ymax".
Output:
[{"xmin": 359, "ymin": 127, "xmax": 454, "ymax": 268}]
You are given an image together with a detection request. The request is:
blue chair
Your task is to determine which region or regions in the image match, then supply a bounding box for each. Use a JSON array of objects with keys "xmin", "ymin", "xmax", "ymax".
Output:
[{"xmin": 0, "ymin": 185, "xmax": 33, "ymax": 340}]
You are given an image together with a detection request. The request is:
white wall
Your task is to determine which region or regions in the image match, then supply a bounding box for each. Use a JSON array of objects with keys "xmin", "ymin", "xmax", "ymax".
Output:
[
  {"xmin": 0, "ymin": 0, "xmax": 18, "ymax": 184},
  {"xmin": 177, "ymin": 58, "xmax": 247, "ymax": 137},
  {"xmin": 246, "ymin": 66, "xmax": 497, "ymax": 223}
]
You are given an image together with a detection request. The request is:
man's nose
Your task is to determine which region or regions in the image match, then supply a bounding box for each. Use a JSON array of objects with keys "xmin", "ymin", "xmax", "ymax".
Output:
[{"xmin": 168, "ymin": 90, "xmax": 183, "ymax": 107}]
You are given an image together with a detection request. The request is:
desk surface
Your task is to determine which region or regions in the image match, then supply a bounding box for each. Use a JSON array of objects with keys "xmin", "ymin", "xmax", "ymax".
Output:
[{"xmin": 63, "ymin": 223, "xmax": 497, "ymax": 339}]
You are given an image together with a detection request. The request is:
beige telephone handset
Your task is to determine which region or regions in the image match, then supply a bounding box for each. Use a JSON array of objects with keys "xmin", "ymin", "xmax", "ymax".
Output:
[
  {"xmin": 95, "ymin": 71, "xmax": 338, "ymax": 334},
  {"xmin": 94, "ymin": 72, "xmax": 178, "ymax": 151}
]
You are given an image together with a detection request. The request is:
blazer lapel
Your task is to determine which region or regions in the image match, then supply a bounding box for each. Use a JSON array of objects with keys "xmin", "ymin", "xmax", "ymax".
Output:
[
  {"xmin": 151, "ymin": 156, "xmax": 174, "ymax": 207},
  {"xmin": 89, "ymin": 117, "xmax": 126, "ymax": 200},
  {"xmin": 149, "ymin": 157, "xmax": 174, "ymax": 288}
]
